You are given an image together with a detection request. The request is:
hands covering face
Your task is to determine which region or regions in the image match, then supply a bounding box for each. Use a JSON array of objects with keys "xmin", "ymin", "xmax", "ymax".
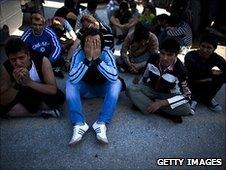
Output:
[
  {"xmin": 13, "ymin": 67, "xmax": 31, "ymax": 85},
  {"xmin": 84, "ymin": 35, "xmax": 101, "ymax": 61}
]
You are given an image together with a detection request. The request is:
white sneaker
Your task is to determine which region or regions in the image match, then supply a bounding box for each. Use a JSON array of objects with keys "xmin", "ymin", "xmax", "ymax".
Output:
[
  {"xmin": 69, "ymin": 123, "xmax": 89, "ymax": 146},
  {"xmin": 92, "ymin": 121, "xmax": 109, "ymax": 144},
  {"xmin": 190, "ymin": 100, "xmax": 197, "ymax": 115}
]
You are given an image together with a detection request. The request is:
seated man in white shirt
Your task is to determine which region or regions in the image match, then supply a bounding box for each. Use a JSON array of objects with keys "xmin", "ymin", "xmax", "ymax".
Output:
[{"xmin": 0, "ymin": 38, "xmax": 65, "ymax": 118}]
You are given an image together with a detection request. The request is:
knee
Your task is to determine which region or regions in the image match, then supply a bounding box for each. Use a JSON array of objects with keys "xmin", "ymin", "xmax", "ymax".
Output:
[
  {"xmin": 177, "ymin": 103, "xmax": 191, "ymax": 116},
  {"xmin": 66, "ymin": 80, "xmax": 79, "ymax": 99},
  {"xmin": 107, "ymin": 79, "xmax": 122, "ymax": 97},
  {"xmin": 125, "ymin": 86, "xmax": 138, "ymax": 98},
  {"xmin": 111, "ymin": 79, "xmax": 122, "ymax": 91}
]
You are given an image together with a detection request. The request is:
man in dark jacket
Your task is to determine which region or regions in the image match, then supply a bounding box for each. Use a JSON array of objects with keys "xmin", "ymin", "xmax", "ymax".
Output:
[
  {"xmin": 184, "ymin": 34, "xmax": 225, "ymax": 114},
  {"xmin": 126, "ymin": 38, "xmax": 192, "ymax": 122}
]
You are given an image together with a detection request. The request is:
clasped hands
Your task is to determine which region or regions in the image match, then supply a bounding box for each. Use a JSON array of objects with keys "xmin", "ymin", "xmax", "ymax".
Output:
[
  {"xmin": 13, "ymin": 67, "xmax": 31, "ymax": 85},
  {"xmin": 84, "ymin": 35, "xmax": 101, "ymax": 61}
]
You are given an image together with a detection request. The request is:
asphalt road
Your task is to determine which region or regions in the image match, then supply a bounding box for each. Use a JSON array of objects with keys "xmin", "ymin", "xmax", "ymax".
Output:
[{"xmin": 0, "ymin": 1, "xmax": 226, "ymax": 170}]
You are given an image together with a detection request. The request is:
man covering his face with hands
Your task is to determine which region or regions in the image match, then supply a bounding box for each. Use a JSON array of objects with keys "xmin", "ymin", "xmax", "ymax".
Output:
[{"xmin": 66, "ymin": 28, "xmax": 122, "ymax": 146}]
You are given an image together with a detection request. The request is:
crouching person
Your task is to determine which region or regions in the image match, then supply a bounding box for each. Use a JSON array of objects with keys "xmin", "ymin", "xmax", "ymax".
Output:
[
  {"xmin": 126, "ymin": 38, "xmax": 192, "ymax": 122},
  {"xmin": 66, "ymin": 28, "xmax": 122, "ymax": 146},
  {"xmin": 0, "ymin": 38, "xmax": 65, "ymax": 118},
  {"xmin": 184, "ymin": 34, "xmax": 225, "ymax": 114}
]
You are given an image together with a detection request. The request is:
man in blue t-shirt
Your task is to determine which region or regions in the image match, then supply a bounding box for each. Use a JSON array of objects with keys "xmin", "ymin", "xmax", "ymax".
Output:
[{"xmin": 21, "ymin": 13, "xmax": 64, "ymax": 77}]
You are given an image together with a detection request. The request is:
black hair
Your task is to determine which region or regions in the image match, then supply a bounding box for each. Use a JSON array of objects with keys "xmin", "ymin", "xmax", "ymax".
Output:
[
  {"xmin": 129, "ymin": 1, "xmax": 137, "ymax": 9},
  {"xmin": 80, "ymin": 27, "xmax": 104, "ymax": 51},
  {"xmin": 87, "ymin": 0, "xmax": 98, "ymax": 12},
  {"xmin": 119, "ymin": 1, "xmax": 129, "ymax": 11},
  {"xmin": 133, "ymin": 22, "xmax": 149, "ymax": 43},
  {"xmin": 168, "ymin": 15, "xmax": 181, "ymax": 27},
  {"xmin": 143, "ymin": 2, "xmax": 156, "ymax": 15},
  {"xmin": 156, "ymin": 14, "xmax": 170, "ymax": 22},
  {"xmin": 5, "ymin": 37, "xmax": 29, "ymax": 57},
  {"xmin": 54, "ymin": 7, "xmax": 69, "ymax": 18},
  {"xmin": 200, "ymin": 34, "xmax": 218, "ymax": 49},
  {"xmin": 160, "ymin": 38, "xmax": 181, "ymax": 54}
]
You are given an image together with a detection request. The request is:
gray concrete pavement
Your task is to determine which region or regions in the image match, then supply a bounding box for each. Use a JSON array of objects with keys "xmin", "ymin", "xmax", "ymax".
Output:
[{"xmin": 1, "ymin": 1, "xmax": 226, "ymax": 169}]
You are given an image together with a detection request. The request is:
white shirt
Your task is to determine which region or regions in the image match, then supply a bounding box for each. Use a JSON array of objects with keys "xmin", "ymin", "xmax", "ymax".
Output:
[{"xmin": 29, "ymin": 61, "xmax": 41, "ymax": 82}]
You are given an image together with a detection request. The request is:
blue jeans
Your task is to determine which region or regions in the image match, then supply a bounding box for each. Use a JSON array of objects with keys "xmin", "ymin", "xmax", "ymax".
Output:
[{"xmin": 66, "ymin": 80, "xmax": 122, "ymax": 124}]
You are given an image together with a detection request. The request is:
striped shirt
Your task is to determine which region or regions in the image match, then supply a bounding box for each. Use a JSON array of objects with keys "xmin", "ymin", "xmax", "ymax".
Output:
[
  {"xmin": 69, "ymin": 47, "xmax": 118, "ymax": 84},
  {"xmin": 21, "ymin": 27, "xmax": 61, "ymax": 62},
  {"xmin": 166, "ymin": 21, "xmax": 192, "ymax": 47}
]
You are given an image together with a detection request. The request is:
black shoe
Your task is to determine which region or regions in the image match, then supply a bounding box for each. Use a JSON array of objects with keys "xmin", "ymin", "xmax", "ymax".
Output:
[
  {"xmin": 170, "ymin": 115, "xmax": 183, "ymax": 123},
  {"xmin": 41, "ymin": 109, "xmax": 61, "ymax": 119},
  {"xmin": 53, "ymin": 68, "xmax": 64, "ymax": 78},
  {"xmin": 207, "ymin": 98, "xmax": 222, "ymax": 112},
  {"xmin": 131, "ymin": 104, "xmax": 140, "ymax": 111},
  {"xmin": 158, "ymin": 111, "xmax": 183, "ymax": 123}
]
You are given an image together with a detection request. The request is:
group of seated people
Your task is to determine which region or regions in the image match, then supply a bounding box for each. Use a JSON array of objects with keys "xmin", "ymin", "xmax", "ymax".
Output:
[{"xmin": 0, "ymin": 0, "xmax": 225, "ymax": 146}]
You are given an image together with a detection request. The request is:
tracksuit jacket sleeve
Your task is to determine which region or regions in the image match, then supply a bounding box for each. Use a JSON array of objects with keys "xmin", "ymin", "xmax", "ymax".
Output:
[
  {"xmin": 69, "ymin": 48, "xmax": 118, "ymax": 84},
  {"xmin": 96, "ymin": 49, "xmax": 118, "ymax": 82},
  {"xmin": 68, "ymin": 48, "xmax": 89, "ymax": 84},
  {"xmin": 45, "ymin": 27, "xmax": 62, "ymax": 62}
]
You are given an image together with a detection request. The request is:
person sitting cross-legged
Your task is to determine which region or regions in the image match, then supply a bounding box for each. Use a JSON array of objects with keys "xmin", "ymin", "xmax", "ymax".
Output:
[
  {"xmin": 118, "ymin": 22, "xmax": 159, "ymax": 74},
  {"xmin": 110, "ymin": 1, "xmax": 133, "ymax": 45},
  {"xmin": 66, "ymin": 27, "xmax": 122, "ymax": 146},
  {"xmin": 184, "ymin": 34, "xmax": 225, "ymax": 114},
  {"xmin": 0, "ymin": 38, "xmax": 65, "ymax": 118},
  {"xmin": 126, "ymin": 38, "xmax": 192, "ymax": 122}
]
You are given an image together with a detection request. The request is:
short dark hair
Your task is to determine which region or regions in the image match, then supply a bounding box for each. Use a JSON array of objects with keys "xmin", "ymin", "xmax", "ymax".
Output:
[
  {"xmin": 160, "ymin": 38, "xmax": 181, "ymax": 54},
  {"xmin": 133, "ymin": 22, "xmax": 149, "ymax": 42},
  {"xmin": 87, "ymin": 0, "xmax": 98, "ymax": 11},
  {"xmin": 200, "ymin": 34, "xmax": 218, "ymax": 49},
  {"xmin": 145, "ymin": 2, "xmax": 156, "ymax": 15},
  {"xmin": 54, "ymin": 6, "xmax": 69, "ymax": 18},
  {"xmin": 119, "ymin": 1, "xmax": 129, "ymax": 11},
  {"xmin": 80, "ymin": 27, "xmax": 104, "ymax": 51},
  {"xmin": 155, "ymin": 14, "xmax": 169, "ymax": 22},
  {"xmin": 5, "ymin": 37, "xmax": 29, "ymax": 57}
]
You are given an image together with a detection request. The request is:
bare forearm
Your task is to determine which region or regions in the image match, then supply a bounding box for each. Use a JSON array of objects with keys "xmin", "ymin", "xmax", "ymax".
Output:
[
  {"xmin": 147, "ymin": 99, "xmax": 169, "ymax": 113},
  {"xmin": 159, "ymin": 99, "xmax": 169, "ymax": 107},
  {"xmin": 110, "ymin": 17, "xmax": 121, "ymax": 27}
]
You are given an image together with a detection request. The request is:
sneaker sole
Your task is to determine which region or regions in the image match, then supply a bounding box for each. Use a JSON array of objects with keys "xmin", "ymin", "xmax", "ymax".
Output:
[
  {"xmin": 208, "ymin": 107, "xmax": 222, "ymax": 112},
  {"xmin": 68, "ymin": 127, "xmax": 89, "ymax": 147},
  {"xmin": 96, "ymin": 136, "xmax": 109, "ymax": 144},
  {"xmin": 68, "ymin": 137, "xmax": 82, "ymax": 147}
]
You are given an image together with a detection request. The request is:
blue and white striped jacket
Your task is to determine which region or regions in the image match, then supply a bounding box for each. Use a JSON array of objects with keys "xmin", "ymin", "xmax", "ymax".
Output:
[
  {"xmin": 69, "ymin": 47, "xmax": 118, "ymax": 84},
  {"xmin": 21, "ymin": 27, "xmax": 61, "ymax": 62}
]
